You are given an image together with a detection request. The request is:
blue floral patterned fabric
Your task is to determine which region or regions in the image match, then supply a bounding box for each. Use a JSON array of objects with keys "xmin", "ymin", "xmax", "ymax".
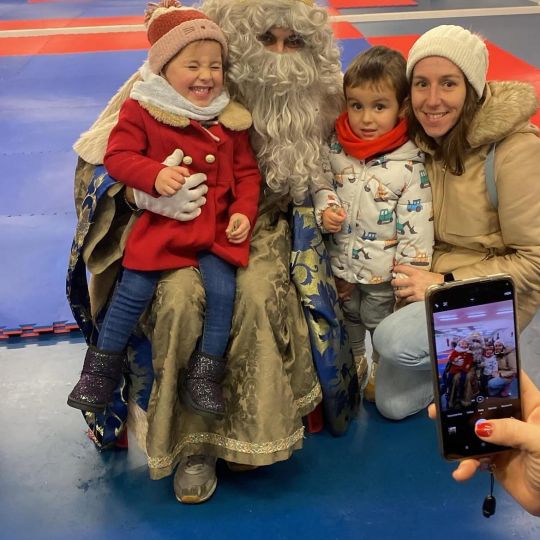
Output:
[
  {"xmin": 290, "ymin": 197, "xmax": 359, "ymax": 435},
  {"xmin": 67, "ymin": 167, "xmax": 154, "ymax": 449}
]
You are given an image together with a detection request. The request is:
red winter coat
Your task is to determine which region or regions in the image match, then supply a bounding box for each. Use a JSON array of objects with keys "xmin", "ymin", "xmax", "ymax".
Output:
[
  {"xmin": 447, "ymin": 348, "xmax": 474, "ymax": 374},
  {"xmin": 104, "ymin": 98, "xmax": 262, "ymax": 271}
]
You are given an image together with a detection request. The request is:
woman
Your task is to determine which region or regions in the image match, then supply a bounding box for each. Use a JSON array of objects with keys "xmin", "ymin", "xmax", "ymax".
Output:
[
  {"xmin": 372, "ymin": 24, "xmax": 540, "ymax": 420},
  {"xmin": 67, "ymin": 0, "xmax": 359, "ymax": 504}
]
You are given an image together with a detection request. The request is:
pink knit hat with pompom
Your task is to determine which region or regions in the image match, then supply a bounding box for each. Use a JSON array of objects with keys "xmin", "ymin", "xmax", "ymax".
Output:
[{"xmin": 145, "ymin": 0, "xmax": 228, "ymax": 74}]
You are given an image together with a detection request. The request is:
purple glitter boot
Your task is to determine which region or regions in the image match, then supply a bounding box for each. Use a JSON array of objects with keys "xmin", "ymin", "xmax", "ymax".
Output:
[
  {"xmin": 67, "ymin": 346, "xmax": 125, "ymax": 413},
  {"xmin": 181, "ymin": 351, "xmax": 227, "ymax": 417}
]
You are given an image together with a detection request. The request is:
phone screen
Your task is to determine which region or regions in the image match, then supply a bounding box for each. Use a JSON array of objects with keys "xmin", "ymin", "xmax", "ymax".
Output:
[{"xmin": 428, "ymin": 277, "xmax": 522, "ymax": 460}]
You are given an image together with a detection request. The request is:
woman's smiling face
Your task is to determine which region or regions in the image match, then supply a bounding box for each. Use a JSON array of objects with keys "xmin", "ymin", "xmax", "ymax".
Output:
[{"xmin": 410, "ymin": 56, "xmax": 467, "ymax": 141}]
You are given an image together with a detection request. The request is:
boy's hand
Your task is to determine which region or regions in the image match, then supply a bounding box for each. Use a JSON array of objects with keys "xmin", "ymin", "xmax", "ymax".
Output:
[
  {"xmin": 226, "ymin": 213, "xmax": 250, "ymax": 244},
  {"xmin": 334, "ymin": 276, "xmax": 355, "ymax": 302},
  {"xmin": 155, "ymin": 166, "xmax": 190, "ymax": 196},
  {"xmin": 322, "ymin": 206, "xmax": 346, "ymax": 233}
]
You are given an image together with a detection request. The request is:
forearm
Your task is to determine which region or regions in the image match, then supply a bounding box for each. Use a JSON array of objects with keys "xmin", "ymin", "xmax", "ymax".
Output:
[
  {"xmin": 229, "ymin": 175, "xmax": 262, "ymax": 226},
  {"xmin": 104, "ymin": 153, "xmax": 163, "ymax": 194}
]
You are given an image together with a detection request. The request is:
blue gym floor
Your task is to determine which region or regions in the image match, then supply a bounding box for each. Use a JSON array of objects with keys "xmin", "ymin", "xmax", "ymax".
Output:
[{"xmin": 1, "ymin": 1, "xmax": 539, "ymax": 538}]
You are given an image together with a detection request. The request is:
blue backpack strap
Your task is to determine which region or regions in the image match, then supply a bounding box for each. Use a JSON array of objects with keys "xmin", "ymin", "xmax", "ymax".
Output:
[{"xmin": 485, "ymin": 143, "xmax": 498, "ymax": 209}]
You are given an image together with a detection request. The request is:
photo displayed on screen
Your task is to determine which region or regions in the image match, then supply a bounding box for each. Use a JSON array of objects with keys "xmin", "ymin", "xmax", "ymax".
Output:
[
  {"xmin": 433, "ymin": 299, "xmax": 518, "ymax": 412},
  {"xmin": 431, "ymin": 290, "xmax": 521, "ymax": 458}
]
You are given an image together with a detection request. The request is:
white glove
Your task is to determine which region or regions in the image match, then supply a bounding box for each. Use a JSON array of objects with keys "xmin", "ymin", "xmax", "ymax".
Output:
[{"xmin": 132, "ymin": 149, "xmax": 208, "ymax": 221}]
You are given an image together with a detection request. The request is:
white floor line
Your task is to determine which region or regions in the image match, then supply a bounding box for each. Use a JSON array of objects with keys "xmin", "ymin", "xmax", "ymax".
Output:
[
  {"xmin": 0, "ymin": 25, "xmax": 143, "ymax": 38},
  {"xmin": 331, "ymin": 6, "xmax": 540, "ymax": 23},
  {"xmin": 1, "ymin": 7, "xmax": 539, "ymax": 38}
]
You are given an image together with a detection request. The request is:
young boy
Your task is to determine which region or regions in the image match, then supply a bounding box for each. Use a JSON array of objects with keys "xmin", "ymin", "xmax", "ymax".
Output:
[
  {"xmin": 312, "ymin": 46, "xmax": 434, "ymax": 400},
  {"xmin": 67, "ymin": 1, "xmax": 261, "ymax": 417}
]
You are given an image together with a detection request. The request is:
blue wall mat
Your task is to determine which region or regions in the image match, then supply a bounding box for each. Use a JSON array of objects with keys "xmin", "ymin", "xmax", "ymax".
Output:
[
  {"xmin": 0, "ymin": 50, "xmax": 145, "ymax": 329},
  {"xmin": 0, "ymin": 0, "xmax": 200, "ymax": 21},
  {"xmin": 0, "ymin": 213, "xmax": 76, "ymax": 328},
  {"xmin": 339, "ymin": 37, "xmax": 371, "ymax": 70},
  {"xmin": 0, "ymin": 152, "xmax": 78, "ymax": 216},
  {"xmin": 0, "ymin": 0, "xmax": 145, "ymax": 21}
]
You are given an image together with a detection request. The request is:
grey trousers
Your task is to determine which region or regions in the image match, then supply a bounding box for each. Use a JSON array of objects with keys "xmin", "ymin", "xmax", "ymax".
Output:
[{"xmin": 341, "ymin": 281, "xmax": 395, "ymax": 360}]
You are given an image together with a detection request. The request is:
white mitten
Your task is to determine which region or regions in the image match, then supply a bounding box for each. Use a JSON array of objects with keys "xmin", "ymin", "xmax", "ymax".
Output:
[
  {"xmin": 132, "ymin": 149, "xmax": 208, "ymax": 221},
  {"xmin": 162, "ymin": 148, "xmax": 185, "ymax": 167}
]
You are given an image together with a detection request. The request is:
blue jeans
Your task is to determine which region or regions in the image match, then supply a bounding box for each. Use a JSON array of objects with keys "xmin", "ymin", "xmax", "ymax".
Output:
[
  {"xmin": 197, "ymin": 251, "xmax": 236, "ymax": 357},
  {"xmin": 98, "ymin": 252, "xmax": 236, "ymax": 358},
  {"xmin": 98, "ymin": 268, "xmax": 160, "ymax": 352},
  {"xmin": 372, "ymin": 301, "xmax": 434, "ymax": 420},
  {"xmin": 488, "ymin": 376, "xmax": 513, "ymax": 396}
]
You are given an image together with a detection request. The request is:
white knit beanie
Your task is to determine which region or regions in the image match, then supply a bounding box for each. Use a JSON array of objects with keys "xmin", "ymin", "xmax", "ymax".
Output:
[{"xmin": 406, "ymin": 25, "xmax": 488, "ymax": 98}]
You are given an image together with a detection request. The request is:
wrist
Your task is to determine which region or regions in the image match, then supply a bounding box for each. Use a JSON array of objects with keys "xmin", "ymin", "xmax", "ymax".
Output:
[{"xmin": 123, "ymin": 188, "xmax": 139, "ymax": 212}]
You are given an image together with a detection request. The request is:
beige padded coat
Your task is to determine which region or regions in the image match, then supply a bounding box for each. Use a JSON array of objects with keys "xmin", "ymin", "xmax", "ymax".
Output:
[{"xmin": 418, "ymin": 81, "xmax": 540, "ymax": 331}]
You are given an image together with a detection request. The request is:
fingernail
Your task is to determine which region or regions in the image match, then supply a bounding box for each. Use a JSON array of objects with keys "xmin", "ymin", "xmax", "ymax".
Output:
[{"xmin": 475, "ymin": 421, "xmax": 493, "ymax": 437}]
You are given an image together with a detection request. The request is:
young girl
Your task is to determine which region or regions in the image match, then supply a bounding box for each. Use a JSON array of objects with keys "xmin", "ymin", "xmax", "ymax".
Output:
[
  {"xmin": 442, "ymin": 338, "xmax": 474, "ymax": 408},
  {"xmin": 67, "ymin": 0, "xmax": 261, "ymax": 418},
  {"xmin": 312, "ymin": 46, "xmax": 434, "ymax": 400}
]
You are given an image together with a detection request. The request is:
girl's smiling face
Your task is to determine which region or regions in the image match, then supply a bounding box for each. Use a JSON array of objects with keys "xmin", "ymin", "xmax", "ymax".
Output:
[{"xmin": 163, "ymin": 40, "xmax": 224, "ymax": 107}]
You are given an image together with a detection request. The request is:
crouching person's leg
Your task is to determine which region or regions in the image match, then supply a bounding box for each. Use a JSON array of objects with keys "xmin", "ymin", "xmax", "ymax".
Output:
[{"xmin": 372, "ymin": 301, "xmax": 433, "ymax": 420}]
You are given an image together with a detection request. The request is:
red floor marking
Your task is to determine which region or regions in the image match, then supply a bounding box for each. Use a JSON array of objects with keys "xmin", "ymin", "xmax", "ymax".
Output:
[
  {"xmin": 369, "ymin": 35, "xmax": 540, "ymax": 127},
  {"xmin": 332, "ymin": 21, "xmax": 364, "ymax": 39},
  {"xmin": 367, "ymin": 34, "xmax": 416, "ymax": 57},
  {"xmin": 329, "ymin": 0, "xmax": 416, "ymax": 7},
  {"xmin": 0, "ymin": 16, "xmax": 143, "ymax": 31},
  {"xmin": 0, "ymin": 32, "xmax": 149, "ymax": 56},
  {"xmin": 0, "ymin": 24, "xmax": 364, "ymax": 56},
  {"xmin": 327, "ymin": 6, "xmax": 364, "ymax": 38}
]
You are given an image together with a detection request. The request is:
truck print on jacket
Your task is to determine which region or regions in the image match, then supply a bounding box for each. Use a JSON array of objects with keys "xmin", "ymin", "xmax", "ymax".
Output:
[{"xmin": 313, "ymin": 135, "xmax": 434, "ymax": 285}]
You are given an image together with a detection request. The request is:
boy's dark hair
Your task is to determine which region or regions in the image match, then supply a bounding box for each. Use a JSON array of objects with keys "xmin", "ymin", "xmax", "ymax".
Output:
[{"xmin": 343, "ymin": 45, "xmax": 408, "ymax": 107}]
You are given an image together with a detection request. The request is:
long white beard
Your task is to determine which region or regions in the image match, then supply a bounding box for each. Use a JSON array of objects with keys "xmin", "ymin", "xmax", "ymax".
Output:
[{"xmin": 230, "ymin": 49, "xmax": 332, "ymax": 204}]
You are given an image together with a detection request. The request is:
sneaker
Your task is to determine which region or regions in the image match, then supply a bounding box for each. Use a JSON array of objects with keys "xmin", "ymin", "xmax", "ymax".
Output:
[
  {"xmin": 363, "ymin": 362, "xmax": 378, "ymax": 403},
  {"xmin": 354, "ymin": 354, "xmax": 369, "ymax": 391},
  {"xmin": 174, "ymin": 455, "xmax": 217, "ymax": 504}
]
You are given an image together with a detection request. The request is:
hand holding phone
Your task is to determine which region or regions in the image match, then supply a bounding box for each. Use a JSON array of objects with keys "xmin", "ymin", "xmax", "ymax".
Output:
[
  {"xmin": 425, "ymin": 274, "xmax": 522, "ymax": 460},
  {"xmin": 428, "ymin": 372, "xmax": 540, "ymax": 517}
]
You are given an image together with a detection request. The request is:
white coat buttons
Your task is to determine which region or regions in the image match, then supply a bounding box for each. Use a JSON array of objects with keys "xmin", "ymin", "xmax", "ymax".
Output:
[{"xmin": 205, "ymin": 154, "xmax": 216, "ymax": 164}]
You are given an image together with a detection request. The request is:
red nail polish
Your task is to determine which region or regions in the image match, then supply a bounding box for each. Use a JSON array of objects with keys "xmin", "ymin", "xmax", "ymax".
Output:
[{"xmin": 475, "ymin": 422, "xmax": 493, "ymax": 437}]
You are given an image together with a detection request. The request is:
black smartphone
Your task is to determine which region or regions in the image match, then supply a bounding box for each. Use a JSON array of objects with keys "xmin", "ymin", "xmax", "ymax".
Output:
[{"xmin": 425, "ymin": 274, "xmax": 522, "ymax": 460}]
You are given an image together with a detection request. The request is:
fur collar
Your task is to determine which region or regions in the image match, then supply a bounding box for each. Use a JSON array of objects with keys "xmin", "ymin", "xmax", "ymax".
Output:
[
  {"xmin": 139, "ymin": 99, "xmax": 252, "ymax": 131},
  {"xmin": 468, "ymin": 81, "xmax": 539, "ymax": 148},
  {"xmin": 73, "ymin": 68, "xmax": 252, "ymax": 165}
]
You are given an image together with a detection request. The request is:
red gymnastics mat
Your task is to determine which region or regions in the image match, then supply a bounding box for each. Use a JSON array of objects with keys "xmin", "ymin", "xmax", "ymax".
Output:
[{"xmin": 330, "ymin": 0, "xmax": 416, "ymax": 7}]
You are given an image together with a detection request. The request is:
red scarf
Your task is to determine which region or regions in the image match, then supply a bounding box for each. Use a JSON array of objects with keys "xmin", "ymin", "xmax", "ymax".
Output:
[{"xmin": 335, "ymin": 112, "xmax": 409, "ymax": 161}]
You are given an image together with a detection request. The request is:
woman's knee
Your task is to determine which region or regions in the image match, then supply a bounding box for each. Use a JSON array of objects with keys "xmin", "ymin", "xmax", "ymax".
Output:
[
  {"xmin": 375, "ymin": 384, "xmax": 432, "ymax": 421},
  {"xmin": 375, "ymin": 398, "xmax": 411, "ymax": 421},
  {"xmin": 374, "ymin": 359, "xmax": 433, "ymax": 420},
  {"xmin": 372, "ymin": 303, "xmax": 429, "ymax": 366}
]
